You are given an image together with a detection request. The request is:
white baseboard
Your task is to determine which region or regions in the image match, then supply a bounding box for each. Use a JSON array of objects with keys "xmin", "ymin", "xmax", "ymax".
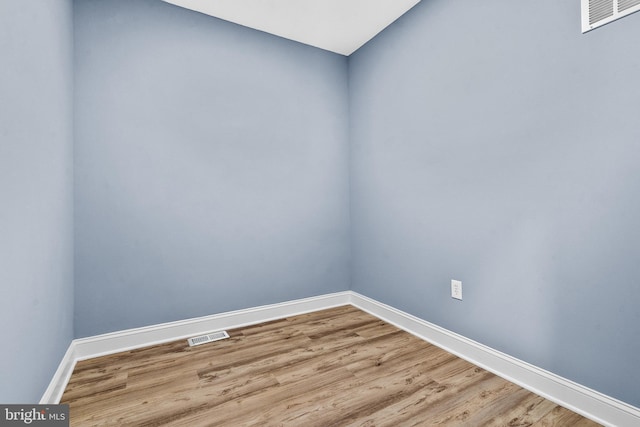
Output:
[
  {"xmin": 349, "ymin": 292, "xmax": 640, "ymax": 427},
  {"xmin": 41, "ymin": 290, "xmax": 640, "ymax": 427},
  {"xmin": 40, "ymin": 291, "xmax": 351, "ymax": 404},
  {"xmin": 40, "ymin": 343, "xmax": 77, "ymax": 405},
  {"xmin": 71, "ymin": 291, "xmax": 351, "ymax": 361}
]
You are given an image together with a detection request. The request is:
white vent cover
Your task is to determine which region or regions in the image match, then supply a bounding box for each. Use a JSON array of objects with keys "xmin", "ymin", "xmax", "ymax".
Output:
[
  {"xmin": 582, "ymin": 0, "xmax": 640, "ymax": 32},
  {"xmin": 187, "ymin": 330, "xmax": 230, "ymax": 347}
]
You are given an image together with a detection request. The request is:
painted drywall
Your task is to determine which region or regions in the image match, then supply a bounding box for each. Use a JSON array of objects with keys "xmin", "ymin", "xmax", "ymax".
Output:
[
  {"xmin": 73, "ymin": 0, "xmax": 350, "ymax": 337},
  {"xmin": 0, "ymin": 0, "xmax": 74, "ymax": 403},
  {"xmin": 349, "ymin": 0, "xmax": 640, "ymax": 407}
]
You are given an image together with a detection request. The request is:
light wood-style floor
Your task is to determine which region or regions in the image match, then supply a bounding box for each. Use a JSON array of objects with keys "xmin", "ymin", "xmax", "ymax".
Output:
[{"xmin": 61, "ymin": 305, "xmax": 600, "ymax": 426}]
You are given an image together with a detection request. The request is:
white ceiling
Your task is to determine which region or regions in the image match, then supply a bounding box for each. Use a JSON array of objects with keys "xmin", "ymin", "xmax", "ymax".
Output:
[{"xmin": 162, "ymin": 0, "xmax": 421, "ymax": 56}]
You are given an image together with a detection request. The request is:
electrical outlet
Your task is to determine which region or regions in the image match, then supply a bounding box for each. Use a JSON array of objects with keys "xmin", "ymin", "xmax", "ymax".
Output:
[{"xmin": 451, "ymin": 280, "xmax": 462, "ymax": 300}]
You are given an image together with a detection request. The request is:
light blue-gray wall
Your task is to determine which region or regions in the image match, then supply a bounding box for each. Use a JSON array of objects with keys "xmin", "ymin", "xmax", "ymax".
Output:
[
  {"xmin": 0, "ymin": 0, "xmax": 74, "ymax": 403},
  {"xmin": 349, "ymin": 0, "xmax": 640, "ymax": 407},
  {"xmin": 73, "ymin": 0, "xmax": 350, "ymax": 337}
]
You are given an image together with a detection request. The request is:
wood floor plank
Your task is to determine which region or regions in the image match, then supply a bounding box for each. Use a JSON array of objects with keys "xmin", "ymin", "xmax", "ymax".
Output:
[
  {"xmin": 61, "ymin": 306, "xmax": 601, "ymax": 426},
  {"xmin": 474, "ymin": 390, "xmax": 557, "ymax": 426},
  {"xmin": 342, "ymin": 364, "xmax": 495, "ymax": 427},
  {"xmin": 532, "ymin": 406, "xmax": 601, "ymax": 427}
]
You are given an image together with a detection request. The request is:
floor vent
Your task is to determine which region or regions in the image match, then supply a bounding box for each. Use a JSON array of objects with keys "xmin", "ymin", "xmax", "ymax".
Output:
[{"xmin": 187, "ymin": 331, "xmax": 230, "ymax": 347}]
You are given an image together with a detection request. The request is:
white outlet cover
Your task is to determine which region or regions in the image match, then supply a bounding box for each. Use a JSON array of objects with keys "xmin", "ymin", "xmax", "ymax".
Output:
[{"xmin": 451, "ymin": 280, "xmax": 462, "ymax": 300}]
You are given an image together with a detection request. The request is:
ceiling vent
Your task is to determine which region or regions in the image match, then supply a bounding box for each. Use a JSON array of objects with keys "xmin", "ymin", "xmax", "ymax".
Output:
[
  {"xmin": 582, "ymin": 0, "xmax": 640, "ymax": 32},
  {"xmin": 187, "ymin": 330, "xmax": 230, "ymax": 347}
]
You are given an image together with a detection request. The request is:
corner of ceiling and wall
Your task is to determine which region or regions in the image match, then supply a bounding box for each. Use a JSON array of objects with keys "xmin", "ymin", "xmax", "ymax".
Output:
[{"xmin": 161, "ymin": 0, "xmax": 422, "ymax": 56}]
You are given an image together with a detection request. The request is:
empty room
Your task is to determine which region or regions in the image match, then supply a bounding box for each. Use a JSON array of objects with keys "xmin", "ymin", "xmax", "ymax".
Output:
[{"xmin": 1, "ymin": 0, "xmax": 639, "ymax": 425}]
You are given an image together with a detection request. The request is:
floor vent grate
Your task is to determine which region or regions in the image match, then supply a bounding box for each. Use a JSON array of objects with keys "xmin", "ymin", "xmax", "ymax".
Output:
[{"xmin": 187, "ymin": 331, "xmax": 230, "ymax": 347}]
